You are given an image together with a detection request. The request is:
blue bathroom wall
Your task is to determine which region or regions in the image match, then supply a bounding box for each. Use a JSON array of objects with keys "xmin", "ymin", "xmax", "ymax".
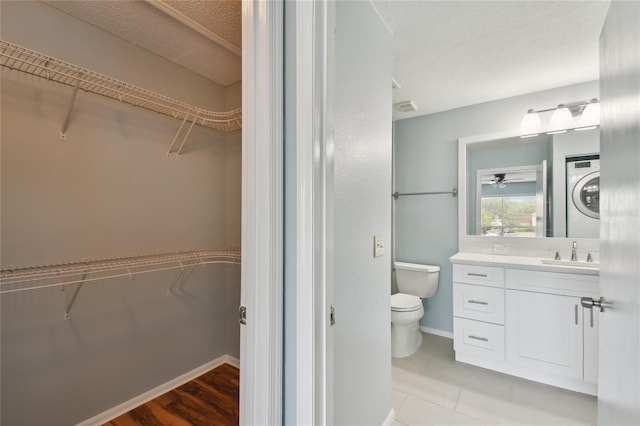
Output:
[{"xmin": 394, "ymin": 80, "xmax": 599, "ymax": 334}]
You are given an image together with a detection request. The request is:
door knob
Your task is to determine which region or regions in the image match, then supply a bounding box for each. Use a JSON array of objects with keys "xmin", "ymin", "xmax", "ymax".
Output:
[{"xmin": 581, "ymin": 296, "xmax": 606, "ymax": 312}]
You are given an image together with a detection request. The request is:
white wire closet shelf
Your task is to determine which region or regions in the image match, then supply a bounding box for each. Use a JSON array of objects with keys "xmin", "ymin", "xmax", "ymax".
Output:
[
  {"xmin": 0, "ymin": 39, "xmax": 242, "ymax": 133},
  {"xmin": 0, "ymin": 248, "xmax": 241, "ymax": 295}
]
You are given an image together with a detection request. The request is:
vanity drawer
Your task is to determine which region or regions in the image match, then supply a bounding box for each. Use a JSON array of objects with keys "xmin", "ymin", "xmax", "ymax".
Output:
[
  {"xmin": 453, "ymin": 264, "xmax": 504, "ymax": 288},
  {"xmin": 454, "ymin": 283, "xmax": 505, "ymax": 324},
  {"xmin": 505, "ymin": 269, "xmax": 599, "ymax": 297},
  {"xmin": 454, "ymin": 317, "xmax": 505, "ymax": 361}
]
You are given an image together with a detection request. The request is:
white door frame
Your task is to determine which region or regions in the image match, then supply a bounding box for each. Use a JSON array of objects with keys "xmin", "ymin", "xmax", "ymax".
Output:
[
  {"xmin": 294, "ymin": 1, "xmax": 334, "ymax": 425},
  {"xmin": 240, "ymin": 1, "xmax": 283, "ymax": 424},
  {"xmin": 242, "ymin": 1, "xmax": 333, "ymax": 424}
]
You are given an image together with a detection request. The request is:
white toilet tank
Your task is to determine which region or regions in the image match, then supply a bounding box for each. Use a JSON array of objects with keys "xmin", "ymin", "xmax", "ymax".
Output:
[{"xmin": 394, "ymin": 261, "xmax": 440, "ymax": 298}]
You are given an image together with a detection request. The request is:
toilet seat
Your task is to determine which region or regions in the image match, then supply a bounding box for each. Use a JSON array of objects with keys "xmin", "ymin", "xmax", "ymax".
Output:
[{"xmin": 391, "ymin": 293, "xmax": 422, "ymax": 312}]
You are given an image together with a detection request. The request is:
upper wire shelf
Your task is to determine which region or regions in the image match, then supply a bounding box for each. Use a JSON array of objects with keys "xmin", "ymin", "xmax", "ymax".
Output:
[
  {"xmin": 0, "ymin": 40, "xmax": 242, "ymax": 134},
  {"xmin": 0, "ymin": 248, "xmax": 241, "ymax": 295}
]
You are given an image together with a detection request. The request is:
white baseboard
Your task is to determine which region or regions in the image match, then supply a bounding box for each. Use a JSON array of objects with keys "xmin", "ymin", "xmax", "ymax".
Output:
[
  {"xmin": 382, "ymin": 408, "xmax": 395, "ymax": 426},
  {"xmin": 420, "ymin": 325, "xmax": 454, "ymax": 339},
  {"xmin": 224, "ymin": 354, "xmax": 240, "ymax": 369},
  {"xmin": 78, "ymin": 354, "xmax": 240, "ymax": 426}
]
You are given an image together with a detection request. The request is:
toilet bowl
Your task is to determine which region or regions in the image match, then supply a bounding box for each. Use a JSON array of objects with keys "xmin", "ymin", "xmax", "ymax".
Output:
[
  {"xmin": 391, "ymin": 293, "xmax": 424, "ymax": 357},
  {"xmin": 391, "ymin": 262, "xmax": 440, "ymax": 358}
]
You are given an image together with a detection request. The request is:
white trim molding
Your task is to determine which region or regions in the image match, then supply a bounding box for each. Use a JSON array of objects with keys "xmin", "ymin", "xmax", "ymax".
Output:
[
  {"xmin": 78, "ymin": 356, "xmax": 239, "ymax": 425},
  {"xmin": 145, "ymin": 0, "xmax": 241, "ymax": 56},
  {"xmin": 382, "ymin": 408, "xmax": 396, "ymax": 426},
  {"xmin": 294, "ymin": 1, "xmax": 335, "ymax": 425},
  {"xmin": 240, "ymin": 1, "xmax": 283, "ymax": 425}
]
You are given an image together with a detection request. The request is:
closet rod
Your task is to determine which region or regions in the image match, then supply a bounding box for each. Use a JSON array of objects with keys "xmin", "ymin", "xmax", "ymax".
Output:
[
  {"xmin": 0, "ymin": 40, "xmax": 242, "ymax": 133},
  {"xmin": 392, "ymin": 189, "xmax": 458, "ymax": 199},
  {"xmin": 0, "ymin": 249, "xmax": 240, "ymax": 294}
]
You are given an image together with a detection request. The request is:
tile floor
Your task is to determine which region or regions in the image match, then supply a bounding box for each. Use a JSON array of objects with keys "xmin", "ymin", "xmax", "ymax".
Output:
[{"xmin": 392, "ymin": 332, "xmax": 597, "ymax": 426}]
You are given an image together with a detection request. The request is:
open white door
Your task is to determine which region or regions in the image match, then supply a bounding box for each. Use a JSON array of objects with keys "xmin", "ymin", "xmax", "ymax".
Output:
[
  {"xmin": 597, "ymin": 2, "xmax": 640, "ymax": 425},
  {"xmin": 240, "ymin": 1, "xmax": 283, "ymax": 425}
]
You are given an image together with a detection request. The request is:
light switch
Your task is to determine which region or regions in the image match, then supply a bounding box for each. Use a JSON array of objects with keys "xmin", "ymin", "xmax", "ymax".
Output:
[{"xmin": 374, "ymin": 236, "xmax": 384, "ymax": 257}]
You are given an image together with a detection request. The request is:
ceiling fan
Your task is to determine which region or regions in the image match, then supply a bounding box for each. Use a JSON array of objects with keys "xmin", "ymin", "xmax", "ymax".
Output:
[{"xmin": 490, "ymin": 173, "xmax": 525, "ymax": 188}]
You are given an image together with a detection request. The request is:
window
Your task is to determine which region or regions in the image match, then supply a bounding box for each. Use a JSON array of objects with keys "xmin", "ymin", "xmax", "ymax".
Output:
[{"xmin": 480, "ymin": 195, "xmax": 537, "ymax": 237}]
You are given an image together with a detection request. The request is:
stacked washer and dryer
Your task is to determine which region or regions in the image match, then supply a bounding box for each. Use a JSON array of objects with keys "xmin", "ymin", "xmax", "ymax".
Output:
[{"xmin": 566, "ymin": 155, "xmax": 600, "ymax": 238}]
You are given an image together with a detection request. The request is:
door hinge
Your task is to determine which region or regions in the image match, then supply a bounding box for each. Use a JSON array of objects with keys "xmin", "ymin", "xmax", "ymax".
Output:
[
  {"xmin": 239, "ymin": 305, "xmax": 247, "ymax": 325},
  {"xmin": 330, "ymin": 305, "xmax": 335, "ymax": 326}
]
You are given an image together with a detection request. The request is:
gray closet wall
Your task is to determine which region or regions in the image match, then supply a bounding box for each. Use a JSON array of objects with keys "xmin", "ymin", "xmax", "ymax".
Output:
[{"xmin": 0, "ymin": 2, "xmax": 241, "ymax": 424}]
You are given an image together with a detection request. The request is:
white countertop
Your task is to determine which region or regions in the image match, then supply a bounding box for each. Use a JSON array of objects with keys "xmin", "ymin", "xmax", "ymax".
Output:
[{"xmin": 450, "ymin": 252, "xmax": 599, "ymax": 276}]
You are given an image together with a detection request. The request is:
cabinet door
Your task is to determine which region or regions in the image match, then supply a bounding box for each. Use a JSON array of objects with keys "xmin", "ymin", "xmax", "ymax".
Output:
[
  {"xmin": 584, "ymin": 306, "xmax": 599, "ymax": 384},
  {"xmin": 506, "ymin": 290, "xmax": 583, "ymax": 379}
]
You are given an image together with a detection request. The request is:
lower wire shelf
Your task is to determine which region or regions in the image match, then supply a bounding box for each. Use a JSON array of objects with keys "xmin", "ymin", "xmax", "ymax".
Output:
[{"xmin": 0, "ymin": 248, "xmax": 241, "ymax": 295}]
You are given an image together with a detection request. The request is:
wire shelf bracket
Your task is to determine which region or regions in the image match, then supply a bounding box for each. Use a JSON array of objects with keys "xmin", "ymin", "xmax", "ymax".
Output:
[
  {"xmin": 60, "ymin": 72, "xmax": 82, "ymax": 140},
  {"xmin": 167, "ymin": 262, "xmax": 196, "ymax": 296},
  {"xmin": 0, "ymin": 39, "xmax": 242, "ymax": 149},
  {"xmin": 63, "ymin": 279, "xmax": 85, "ymax": 320}
]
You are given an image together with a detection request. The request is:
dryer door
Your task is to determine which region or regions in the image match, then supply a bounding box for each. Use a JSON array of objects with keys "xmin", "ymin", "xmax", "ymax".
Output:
[{"xmin": 572, "ymin": 172, "xmax": 600, "ymax": 219}]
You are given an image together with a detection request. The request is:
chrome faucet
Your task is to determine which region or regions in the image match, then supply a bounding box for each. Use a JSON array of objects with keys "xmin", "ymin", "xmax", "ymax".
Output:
[{"xmin": 571, "ymin": 241, "xmax": 578, "ymax": 261}]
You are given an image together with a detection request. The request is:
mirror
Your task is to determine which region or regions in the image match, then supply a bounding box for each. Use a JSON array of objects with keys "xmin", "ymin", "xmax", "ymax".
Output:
[
  {"xmin": 476, "ymin": 163, "xmax": 546, "ymax": 237},
  {"xmin": 462, "ymin": 128, "xmax": 599, "ymax": 238}
]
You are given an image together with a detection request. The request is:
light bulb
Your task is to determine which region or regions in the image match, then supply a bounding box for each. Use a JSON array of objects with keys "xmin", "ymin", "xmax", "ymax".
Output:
[
  {"xmin": 548, "ymin": 104, "xmax": 573, "ymax": 134},
  {"xmin": 576, "ymin": 99, "xmax": 600, "ymax": 131},
  {"xmin": 520, "ymin": 109, "xmax": 541, "ymax": 137}
]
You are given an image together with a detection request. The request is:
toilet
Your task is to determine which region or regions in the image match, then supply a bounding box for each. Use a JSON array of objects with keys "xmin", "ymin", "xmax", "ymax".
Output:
[{"xmin": 391, "ymin": 261, "xmax": 440, "ymax": 358}]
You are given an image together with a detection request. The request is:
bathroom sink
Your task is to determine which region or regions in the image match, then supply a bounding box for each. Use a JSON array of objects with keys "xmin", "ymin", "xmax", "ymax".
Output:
[{"xmin": 540, "ymin": 259, "xmax": 600, "ymax": 268}]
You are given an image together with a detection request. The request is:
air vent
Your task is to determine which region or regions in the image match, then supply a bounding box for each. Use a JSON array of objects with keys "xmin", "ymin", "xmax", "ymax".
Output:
[
  {"xmin": 394, "ymin": 100, "xmax": 417, "ymax": 112},
  {"xmin": 392, "ymin": 78, "xmax": 401, "ymax": 89}
]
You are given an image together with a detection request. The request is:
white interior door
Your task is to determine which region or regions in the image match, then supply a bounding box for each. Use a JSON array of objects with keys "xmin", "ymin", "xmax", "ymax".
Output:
[{"xmin": 597, "ymin": 2, "xmax": 640, "ymax": 425}]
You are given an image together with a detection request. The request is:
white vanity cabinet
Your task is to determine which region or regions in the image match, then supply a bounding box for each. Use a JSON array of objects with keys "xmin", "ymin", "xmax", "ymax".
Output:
[
  {"xmin": 583, "ymin": 304, "xmax": 600, "ymax": 384},
  {"xmin": 450, "ymin": 254, "xmax": 599, "ymax": 395},
  {"xmin": 453, "ymin": 264, "xmax": 505, "ymax": 361},
  {"xmin": 506, "ymin": 289, "xmax": 585, "ymax": 379},
  {"xmin": 505, "ymin": 268, "xmax": 600, "ymax": 383}
]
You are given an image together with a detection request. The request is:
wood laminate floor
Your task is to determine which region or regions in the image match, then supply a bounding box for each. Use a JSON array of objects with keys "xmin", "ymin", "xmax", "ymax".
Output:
[{"xmin": 104, "ymin": 363, "xmax": 239, "ymax": 426}]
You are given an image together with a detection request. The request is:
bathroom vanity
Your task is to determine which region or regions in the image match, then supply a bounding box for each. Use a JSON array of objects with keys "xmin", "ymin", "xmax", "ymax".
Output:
[
  {"xmin": 450, "ymin": 253, "xmax": 599, "ymax": 395},
  {"xmin": 451, "ymin": 127, "xmax": 602, "ymax": 395}
]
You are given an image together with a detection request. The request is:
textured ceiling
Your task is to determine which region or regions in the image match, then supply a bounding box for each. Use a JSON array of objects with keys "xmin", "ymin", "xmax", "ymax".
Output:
[
  {"xmin": 44, "ymin": 0, "xmax": 241, "ymax": 86},
  {"xmin": 43, "ymin": 1, "xmax": 610, "ymax": 117},
  {"xmin": 372, "ymin": 1, "xmax": 611, "ymax": 119}
]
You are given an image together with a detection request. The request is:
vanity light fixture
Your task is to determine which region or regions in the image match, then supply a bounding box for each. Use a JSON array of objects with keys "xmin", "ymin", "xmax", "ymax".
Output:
[
  {"xmin": 519, "ymin": 99, "xmax": 600, "ymax": 138},
  {"xmin": 548, "ymin": 104, "xmax": 573, "ymax": 134},
  {"xmin": 520, "ymin": 109, "xmax": 542, "ymax": 137},
  {"xmin": 575, "ymin": 99, "xmax": 600, "ymax": 131}
]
